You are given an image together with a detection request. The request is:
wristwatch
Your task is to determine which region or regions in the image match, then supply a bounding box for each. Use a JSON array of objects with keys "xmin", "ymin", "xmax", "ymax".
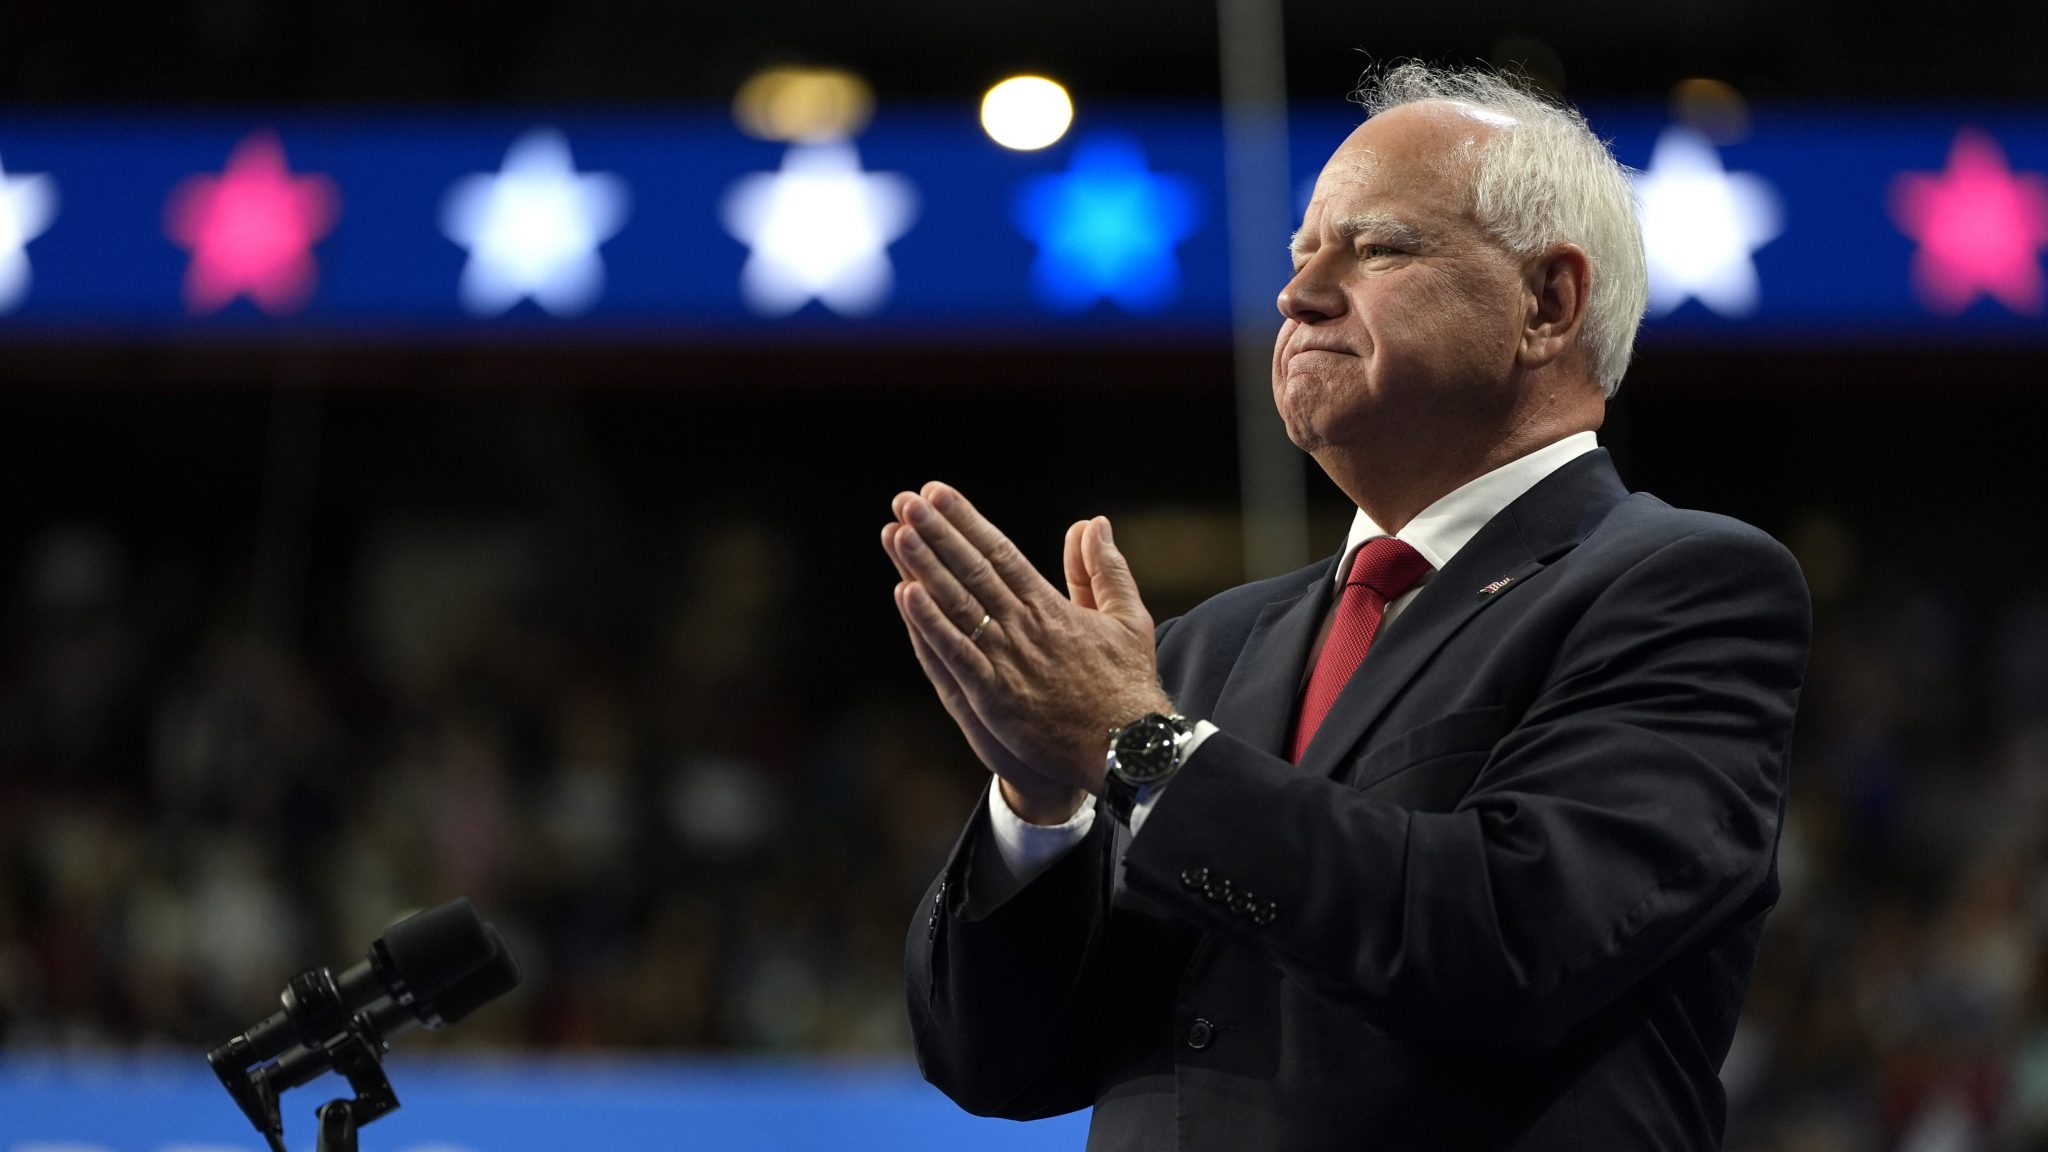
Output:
[{"xmin": 1104, "ymin": 712, "xmax": 1195, "ymax": 825}]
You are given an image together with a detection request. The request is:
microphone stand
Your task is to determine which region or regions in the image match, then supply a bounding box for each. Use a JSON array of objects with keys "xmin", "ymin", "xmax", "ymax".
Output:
[
  {"xmin": 304, "ymin": 1028, "xmax": 399, "ymax": 1152},
  {"xmin": 221, "ymin": 1024, "xmax": 400, "ymax": 1152},
  {"xmin": 317, "ymin": 1099, "xmax": 359, "ymax": 1152}
]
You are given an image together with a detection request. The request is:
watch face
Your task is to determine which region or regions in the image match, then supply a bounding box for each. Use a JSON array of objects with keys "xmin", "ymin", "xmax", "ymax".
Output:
[{"xmin": 1113, "ymin": 715, "xmax": 1181, "ymax": 783}]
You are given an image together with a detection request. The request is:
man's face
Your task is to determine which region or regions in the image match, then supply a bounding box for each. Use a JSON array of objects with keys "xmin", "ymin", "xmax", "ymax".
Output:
[{"xmin": 1272, "ymin": 103, "xmax": 1532, "ymax": 456}]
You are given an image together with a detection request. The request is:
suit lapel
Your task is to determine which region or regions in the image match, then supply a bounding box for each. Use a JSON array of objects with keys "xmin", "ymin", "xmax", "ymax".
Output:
[
  {"xmin": 1294, "ymin": 448, "xmax": 1632, "ymax": 781},
  {"xmin": 1206, "ymin": 563, "xmax": 1334, "ymax": 757}
]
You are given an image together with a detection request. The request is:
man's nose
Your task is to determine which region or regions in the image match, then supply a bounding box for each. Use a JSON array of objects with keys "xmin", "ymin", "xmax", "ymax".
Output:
[{"xmin": 1276, "ymin": 258, "xmax": 1345, "ymax": 324}]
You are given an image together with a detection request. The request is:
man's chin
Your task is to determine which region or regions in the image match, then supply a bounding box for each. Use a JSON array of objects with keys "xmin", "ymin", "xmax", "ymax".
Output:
[
  {"xmin": 1274, "ymin": 408, "xmax": 1331, "ymax": 455},
  {"xmin": 1273, "ymin": 375, "xmax": 1354, "ymax": 453}
]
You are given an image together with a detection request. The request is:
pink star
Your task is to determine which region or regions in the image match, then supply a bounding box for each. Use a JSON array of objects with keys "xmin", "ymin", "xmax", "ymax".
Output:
[
  {"xmin": 1889, "ymin": 127, "xmax": 2048, "ymax": 316},
  {"xmin": 165, "ymin": 132, "xmax": 339, "ymax": 315}
]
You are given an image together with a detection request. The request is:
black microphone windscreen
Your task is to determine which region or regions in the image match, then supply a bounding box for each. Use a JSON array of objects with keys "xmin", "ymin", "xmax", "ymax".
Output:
[
  {"xmin": 429, "ymin": 925, "xmax": 522, "ymax": 1026},
  {"xmin": 376, "ymin": 898, "xmax": 492, "ymax": 1003}
]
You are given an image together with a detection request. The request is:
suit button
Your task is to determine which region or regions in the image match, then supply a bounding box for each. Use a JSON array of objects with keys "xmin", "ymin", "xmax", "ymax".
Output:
[
  {"xmin": 1203, "ymin": 877, "xmax": 1232, "ymax": 902},
  {"xmin": 1228, "ymin": 890, "xmax": 1254, "ymax": 915},
  {"xmin": 1180, "ymin": 866, "xmax": 1208, "ymax": 890},
  {"xmin": 1186, "ymin": 1018, "xmax": 1214, "ymax": 1050},
  {"xmin": 1253, "ymin": 901, "xmax": 1278, "ymax": 926}
]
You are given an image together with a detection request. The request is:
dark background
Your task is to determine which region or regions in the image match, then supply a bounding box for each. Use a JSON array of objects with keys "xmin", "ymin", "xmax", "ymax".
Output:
[
  {"xmin": 2, "ymin": 5, "xmax": 2046, "ymax": 1151},
  {"xmin": 7, "ymin": 0, "xmax": 2047, "ymax": 103}
]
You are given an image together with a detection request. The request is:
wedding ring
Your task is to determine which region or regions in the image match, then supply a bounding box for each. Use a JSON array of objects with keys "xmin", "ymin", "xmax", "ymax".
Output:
[{"xmin": 970, "ymin": 613, "xmax": 992, "ymax": 644}]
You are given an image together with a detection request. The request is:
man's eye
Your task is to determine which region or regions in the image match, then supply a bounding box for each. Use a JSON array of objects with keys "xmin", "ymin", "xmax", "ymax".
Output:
[{"xmin": 1360, "ymin": 244, "xmax": 1400, "ymax": 259}]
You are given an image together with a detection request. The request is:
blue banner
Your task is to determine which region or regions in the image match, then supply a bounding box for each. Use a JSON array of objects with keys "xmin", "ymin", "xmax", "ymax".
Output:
[
  {"xmin": 0, "ymin": 105, "xmax": 2042, "ymax": 341},
  {"xmin": 0, "ymin": 1055, "xmax": 1090, "ymax": 1151}
]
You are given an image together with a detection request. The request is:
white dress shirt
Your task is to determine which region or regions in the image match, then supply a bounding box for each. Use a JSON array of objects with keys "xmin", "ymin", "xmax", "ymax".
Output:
[{"xmin": 981, "ymin": 432, "xmax": 1601, "ymax": 896}]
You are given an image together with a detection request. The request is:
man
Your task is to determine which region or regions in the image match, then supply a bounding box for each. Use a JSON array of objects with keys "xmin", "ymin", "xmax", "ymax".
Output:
[{"xmin": 883, "ymin": 64, "xmax": 1810, "ymax": 1150}]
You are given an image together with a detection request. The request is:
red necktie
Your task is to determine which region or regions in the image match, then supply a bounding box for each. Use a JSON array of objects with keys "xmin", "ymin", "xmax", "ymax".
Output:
[{"xmin": 1289, "ymin": 537, "xmax": 1433, "ymax": 763}]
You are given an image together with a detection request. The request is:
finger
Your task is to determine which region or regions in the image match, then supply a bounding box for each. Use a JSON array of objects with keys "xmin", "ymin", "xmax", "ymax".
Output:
[
  {"xmin": 894, "ymin": 524, "xmax": 991, "ymax": 634},
  {"xmin": 895, "ymin": 586, "xmax": 1002, "ymax": 755},
  {"xmin": 891, "ymin": 517, "xmax": 984, "ymax": 632},
  {"xmin": 890, "ymin": 491, "xmax": 921, "ymax": 530},
  {"xmin": 884, "ymin": 523, "xmax": 937, "ymax": 593},
  {"xmin": 895, "ymin": 586, "xmax": 1052, "ymax": 787},
  {"xmin": 897, "ymin": 494, "xmax": 1026, "ymax": 618},
  {"xmin": 1083, "ymin": 516, "xmax": 1152, "ymax": 629},
  {"xmin": 1062, "ymin": 520, "xmax": 1097, "ymax": 610},
  {"xmin": 882, "ymin": 523, "xmax": 913, "ymax": 582},
  {"xmin": 900, "ymin": 577, "xmax": 997, "ymax": 685},
  {"xmin": 894, "ymin": 579, "xmax": 970, "ymax": 708},
  {"xmin": 916, "ymin": 483, "xmax": 1057, "ymax": 608}
]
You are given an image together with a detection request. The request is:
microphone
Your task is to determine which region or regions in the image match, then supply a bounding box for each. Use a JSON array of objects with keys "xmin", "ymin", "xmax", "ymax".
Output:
[
  {"xmin": 259, "ymin": 922, "xmax": 523, "ymax": 1097},
  {"xmin": 207, "ymin": 898, "xmax": 494, "ymax": 1076}
]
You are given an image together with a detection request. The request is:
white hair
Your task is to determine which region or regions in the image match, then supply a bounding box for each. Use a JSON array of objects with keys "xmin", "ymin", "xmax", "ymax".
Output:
[{"xmin": 1354, "ymin": 63, "xmax": 1648, "ymax": 397}]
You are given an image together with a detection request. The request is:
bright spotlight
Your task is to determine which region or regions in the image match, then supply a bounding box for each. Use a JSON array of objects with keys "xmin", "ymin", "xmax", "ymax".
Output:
[
  {"xmin": 734, "ymin": 66, "xmax": 874, "ymax": 144},
  {"xmin": 1670, "ymin": 77, "xmax": 1751, "ymax": 145},
  {"xmin": 981, "ymin": 76, "xmax": 1074, "ymax": 151}
]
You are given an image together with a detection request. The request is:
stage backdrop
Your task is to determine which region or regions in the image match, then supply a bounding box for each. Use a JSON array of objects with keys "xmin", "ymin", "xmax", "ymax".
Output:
[{"xmin": 0, "ymin": 105, "xmax": 2042, "ymax": 342}]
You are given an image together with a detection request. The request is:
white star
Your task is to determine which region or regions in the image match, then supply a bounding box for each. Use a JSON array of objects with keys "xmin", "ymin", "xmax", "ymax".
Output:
[
  {"xmin": 721, "ymin": 142, "xmax": 918, "ymax": 317},
  {"xmin": 441, "ymin": 128, "xmax": 629, "ymax": 316},
  {"xmin": 0, "ymin": 152, "xmax": 57, "ymax": 313},
  {"xmin": 1633, "ymin": 127, "xmax": 1783, "ymax": 317}
]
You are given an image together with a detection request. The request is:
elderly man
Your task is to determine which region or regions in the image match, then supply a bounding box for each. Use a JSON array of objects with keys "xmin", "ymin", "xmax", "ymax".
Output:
[{"xmin": 883, "ymin": 64, "xmax": 1809, "ymax": 1150}]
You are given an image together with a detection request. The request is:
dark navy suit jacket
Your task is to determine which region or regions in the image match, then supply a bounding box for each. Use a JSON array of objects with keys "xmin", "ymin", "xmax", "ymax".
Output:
[{"xmin": 906, "ymin": 449, "xmax": 1812, "ymax": 1150}]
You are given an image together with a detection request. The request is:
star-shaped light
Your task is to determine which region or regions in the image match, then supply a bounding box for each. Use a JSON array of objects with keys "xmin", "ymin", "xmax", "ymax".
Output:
[
  {"xmin": 1632, "ymin": 126, "xmax": 1782, "ymax": 317},
  {"xmin": 165, "ymin": 132, "xmax": 338, "ymax": 315},
  {"xmin": 441, "ymin": 128, "xmax": 630, "ymax": 317},
  {"xmin": 721, "ymin": 141, "xmax": 918, "ymax": 317},
  {"xmin": 1013, "ymin": 134, "xmax": 1199, "ymax": 312},
  {"xmin": 0, "ymin": 151, "xmax": 57, "ymax": 313},
  {"xmin": 1890, "ymin": 128, "xmax": 2048, "ymax": 316}
]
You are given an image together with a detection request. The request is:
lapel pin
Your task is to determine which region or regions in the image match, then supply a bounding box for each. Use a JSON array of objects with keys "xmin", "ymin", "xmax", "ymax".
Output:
[{"xmin": 1479, "ymin": 576, "xmax": 1514, "ymax": 595}]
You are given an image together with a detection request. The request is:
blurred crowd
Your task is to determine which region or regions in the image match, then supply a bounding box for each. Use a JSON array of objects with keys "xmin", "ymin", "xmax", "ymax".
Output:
[
  {"xmin": 0, "ymin": 506, "xmax": 2044, "ymax": 1151},
  {"xmin": 1721, "ymin": 516, "xmax": 2048, "ymax": 1151},
  {"xmin": 0, "ymin": 517, "xmax": 977, "ymax": 1057}
]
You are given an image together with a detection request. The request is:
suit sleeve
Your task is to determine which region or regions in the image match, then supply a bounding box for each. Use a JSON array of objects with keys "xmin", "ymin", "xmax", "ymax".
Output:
[
  {"xmin": 1119, "ymin": 528, "xmax": 1811, "ymax": 1050},
  {"xmin": 905, "ymin": 792, "xmax": 1111, "ymax": 1118},
  {"xmin": 903, "ymin": 616, "xmax": 1183, "ymax": 1118}
]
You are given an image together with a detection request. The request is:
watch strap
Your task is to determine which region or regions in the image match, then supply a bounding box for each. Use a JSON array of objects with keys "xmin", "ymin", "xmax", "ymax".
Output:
[{"xmin": 1105, "ymin": 770, "xmax": 1141, "ymax": 824}]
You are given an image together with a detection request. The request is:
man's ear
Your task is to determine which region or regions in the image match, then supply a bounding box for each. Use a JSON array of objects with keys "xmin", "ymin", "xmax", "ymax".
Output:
[{"xmin": 1520, "ymin": 243, "xmax": 1591, "ymax": 369}]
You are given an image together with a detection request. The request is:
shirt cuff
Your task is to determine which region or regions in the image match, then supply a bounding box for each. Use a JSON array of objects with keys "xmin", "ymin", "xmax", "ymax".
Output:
[
  {"xmin": 985, "ymin": 781, "xmax": 1097, "ymax": 897},
  {"xmin": 1129, "ymin": 719, "xmax": 1218, "ymax": 837}
]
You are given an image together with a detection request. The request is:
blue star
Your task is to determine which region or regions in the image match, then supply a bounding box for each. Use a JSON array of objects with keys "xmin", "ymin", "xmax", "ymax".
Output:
[{"xmin": 1014, "ymin": 134, "xmax": 1200, "ymax": 312}]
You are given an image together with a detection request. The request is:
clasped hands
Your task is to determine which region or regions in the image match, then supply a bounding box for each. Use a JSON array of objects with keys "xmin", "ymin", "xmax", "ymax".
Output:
[{"xmin": 881, "ymin": 482, "xmax": 1173, "ymax": 824}]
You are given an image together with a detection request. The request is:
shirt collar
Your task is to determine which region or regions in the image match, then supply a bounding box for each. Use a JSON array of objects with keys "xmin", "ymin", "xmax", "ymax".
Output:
[{"xmin": 1335, "ymin": 431, "xmax": 1600, "ymax": 590}]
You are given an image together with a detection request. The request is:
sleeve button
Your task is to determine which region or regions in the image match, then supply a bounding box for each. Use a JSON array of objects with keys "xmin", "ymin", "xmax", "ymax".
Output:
[
  {"xmin": 1203, "ymin": 877, "xmax": 1232, "ymax": 902},
  {"xmin": 1228, "ymin": 890, "xmax": 1254, "ymax": 915},
  {"xmin": 1253, "ymin": 902, "xmax": 1278, "ymax": 926},
  {"xmin": 1180, "ymin": 866, "xmax": 1209, "ymax": 889},
  {"xmin": 1185, "ymin": 1018, "xmax": 1215, "ymax": 1050}
]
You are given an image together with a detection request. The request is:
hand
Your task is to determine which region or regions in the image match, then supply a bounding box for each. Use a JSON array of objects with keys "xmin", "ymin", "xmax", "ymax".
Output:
[
  {"xmin": 884, "ymin": 481, "xmax": 1172, "ymax": 797},
  {"xmin": 882, "ymin": 520, "xmax": 1084, "ymax": 824}
]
